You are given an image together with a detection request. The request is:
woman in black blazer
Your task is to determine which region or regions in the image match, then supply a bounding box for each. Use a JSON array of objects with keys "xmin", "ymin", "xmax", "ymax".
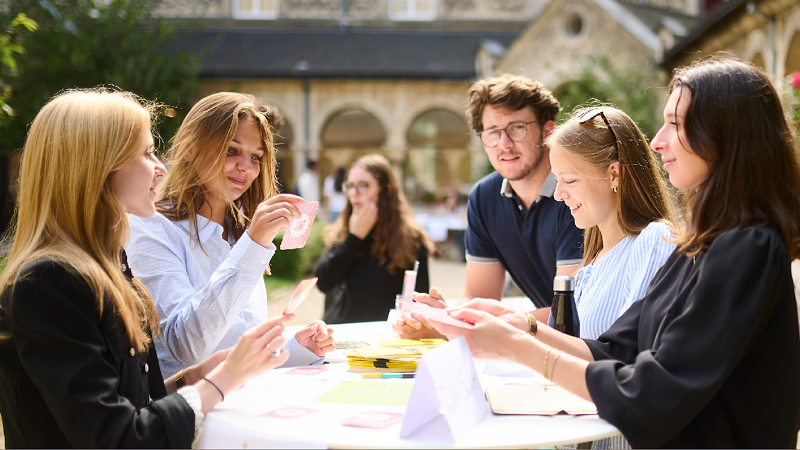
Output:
[{"xmin": 0, "ymin": 89, "xmax": 293, "ymax": 448}]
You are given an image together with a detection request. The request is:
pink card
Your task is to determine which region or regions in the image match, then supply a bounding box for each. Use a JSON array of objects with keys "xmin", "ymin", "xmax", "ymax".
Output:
[
  {"xmin": 259, "ymin": 406, "xmax": 319, "ymax": 419},
  {"xmin": 342, "ymin": 411, "xmax": 405, "ymax": 429},
  {"xmin": 286, "ymin": 367, "xmax": 328, "ymax": 376},
  {"xmin": 283, "ymin": 277, "xmax": 318, "ymax": 314},
  {"xmin": 280, "ymin": 201, "xmax": 319, "ymax": 250},
  {"xmin": 399, "ymin": 299, "xmax": 475, "ymax": 329}
]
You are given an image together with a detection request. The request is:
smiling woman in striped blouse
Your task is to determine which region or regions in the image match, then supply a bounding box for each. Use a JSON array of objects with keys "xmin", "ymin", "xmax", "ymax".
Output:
[{"xmin": 547, "ymin": 106, "xmax": 676, "ymax": 449}]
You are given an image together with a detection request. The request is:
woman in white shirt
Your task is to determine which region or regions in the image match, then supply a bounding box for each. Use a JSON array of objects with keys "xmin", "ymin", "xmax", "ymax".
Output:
[
  {"xmin": 127, "ymin": 92, "xmax": 334, "ymax": 379},
  {"xmin": 548, "ymin": 105, "xmax": 676, "ymax": 449}
]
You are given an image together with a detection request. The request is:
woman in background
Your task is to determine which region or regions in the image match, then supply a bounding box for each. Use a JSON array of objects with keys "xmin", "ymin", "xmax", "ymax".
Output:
[
  {"xmin": 316, "ymin": 154, "xmax": 434, "ymax": 323},
  {"xmin": 0, "ymin": 89, "xmax": 291, "ymax": 447},
  {"xmin": 127, "ymin": 92, "xmax": 334, "ymax": 379}
]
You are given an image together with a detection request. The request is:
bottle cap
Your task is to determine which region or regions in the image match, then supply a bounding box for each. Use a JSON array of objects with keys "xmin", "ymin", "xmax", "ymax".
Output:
[{"xmin": 553, "ymin": 275, "xmax": 575, "ymax": 292}]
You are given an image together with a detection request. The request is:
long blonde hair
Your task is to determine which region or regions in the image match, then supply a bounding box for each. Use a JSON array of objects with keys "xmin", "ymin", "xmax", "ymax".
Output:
[
  {"xmin": 156, "ymin": 92, "xmax": 279, "ymax": 248},
  {"xmin": 324, "ymin": 154, "xmax": 434, "ymax": 274},
  {"xmin": 548, "ymin": 106, "xmax": 675, "ymax": 266},
  {"xmin": 0, "ymin": 89, "xmax": 160, "ymax": 351}
]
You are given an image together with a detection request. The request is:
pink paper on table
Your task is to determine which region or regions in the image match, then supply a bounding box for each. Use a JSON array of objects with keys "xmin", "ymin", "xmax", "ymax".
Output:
[
  {"xmin": 399, "ymin": 299, "xmax": 474, "ymax": 329},
  {"xmin": 284, "ymin": 277, "xmax": 318, "ymax": 314},
  {"xmin": 280, "ymin": 201, "xmax": 319, "ymax": 250}
]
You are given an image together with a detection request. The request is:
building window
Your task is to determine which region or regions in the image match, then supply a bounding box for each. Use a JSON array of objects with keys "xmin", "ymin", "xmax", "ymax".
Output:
[
  {"xmin": 233, "ymin": 0, "xmax": 279, "ymax": 19},
  {"xmin": 565, "ymin": 13, "xmax": 583, "ymax": 37},
  {"xmin": 388, "ymin": 0, "xmax": 436, "ymax": 21}
]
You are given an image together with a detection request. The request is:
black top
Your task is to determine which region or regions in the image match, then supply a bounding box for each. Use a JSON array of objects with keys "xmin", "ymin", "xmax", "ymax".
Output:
[
  {"xmin": 316, "ymin": 233, "xmax": 429, "ymax": 324},
  {"xmin": 0, "ymin": 255, "xmax": 195, "ymax": 448},
  {"xmin": 465, "ymin": 172, "xmax": 584, "ymax": 307},
  {"xmin": 585, "ymin": 225, "xmax": 800, "ymax": 448}
]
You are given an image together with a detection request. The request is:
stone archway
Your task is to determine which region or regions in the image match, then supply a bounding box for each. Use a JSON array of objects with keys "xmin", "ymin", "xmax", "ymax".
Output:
[
  {"xmin": 405, "ymin": 109, "xmax": 471, "ymax": 200},
  {"xmin": 319, "ymin": 109, "xmax": 388, "ymax": 182}
]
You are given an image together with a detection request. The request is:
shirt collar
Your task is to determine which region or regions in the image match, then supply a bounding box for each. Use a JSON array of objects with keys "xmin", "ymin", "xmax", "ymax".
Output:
[
  {"xmin": 178, "ymin": 214, "xmax": 223, "ymax": 244},
  {"xmin": 500, "ymin": 172, "xmax": 557, "ymax": 203}
]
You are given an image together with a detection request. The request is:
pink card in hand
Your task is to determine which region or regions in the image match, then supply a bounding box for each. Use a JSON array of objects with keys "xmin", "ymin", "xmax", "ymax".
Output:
[
  {"xmin": 342, "ymin": 411, "xmax": 405, "ymax": 429},
  {"xmin": 399, "ymin": 299, "xmax": 475, "ymax": 329},
  {"xmin": 280, "ymin": 201, "xmax": 319, "ymax": 250},
  {"xmin": 283, "ymin": 277, "xmax": 318, "ymax": 314}
]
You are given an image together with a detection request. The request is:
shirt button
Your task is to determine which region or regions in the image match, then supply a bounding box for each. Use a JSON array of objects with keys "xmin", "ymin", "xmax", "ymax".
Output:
[
  {"xmin": 130, "ymin": 348, "xmax": 135, "ymax": 356},
  {"xmin": 144, "ymin": 363, "xmax": 149, "ymax": 373},
  {"xmin": 261, "ymin": 260, "xmax": 267, "ymax": 264}
]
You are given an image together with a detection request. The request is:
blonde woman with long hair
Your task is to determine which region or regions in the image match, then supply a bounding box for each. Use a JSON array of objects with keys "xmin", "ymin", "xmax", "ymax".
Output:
[
  {"xmin": 0, "ymin": 89, "xmax": 292, "ymax": 447},
  {"xmin": 315, "ymin": 154, "xmax": 434, "ymax": 323},
  {"xmin": 126, "ymin": 92, "xmax": 334, "ymax": 379}
]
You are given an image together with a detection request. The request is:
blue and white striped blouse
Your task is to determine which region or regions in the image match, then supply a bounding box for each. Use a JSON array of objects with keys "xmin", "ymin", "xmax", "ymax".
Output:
[
  {"xmin": 566, "ymin": 221, "xmax": 675, "ymax": 450},
  {"xmin": 575, "ymin": 221, "xmax": 675, "ymax": 340}
]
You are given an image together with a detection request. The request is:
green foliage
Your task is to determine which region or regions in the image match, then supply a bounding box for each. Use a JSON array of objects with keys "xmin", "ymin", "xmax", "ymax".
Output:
[
  {"xmin": 267, "ymin": 220, "xmax": 327, "ymax": 281},
  {"xmin": 0, "ymin": 12, "xmax": 37, "ymax": 128},
  {"xmin": 552, "ymin": 56, "xmax": 665, "ymax": 139},
  {"xmin": 0, "ymin": 0, "xmax": 206, "ymax": 154}
]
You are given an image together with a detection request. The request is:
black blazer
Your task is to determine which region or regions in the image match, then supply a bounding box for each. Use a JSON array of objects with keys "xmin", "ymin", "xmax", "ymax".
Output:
[{"xmin": 0, "ymin": 256, "xmax": 195, "ymax": 448}]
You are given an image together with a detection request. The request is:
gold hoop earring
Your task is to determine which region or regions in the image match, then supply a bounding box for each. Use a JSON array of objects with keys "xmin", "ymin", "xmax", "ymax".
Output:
[{"xmin": 613, "ymin": 186, "xmax": 618, "ymax": 193}]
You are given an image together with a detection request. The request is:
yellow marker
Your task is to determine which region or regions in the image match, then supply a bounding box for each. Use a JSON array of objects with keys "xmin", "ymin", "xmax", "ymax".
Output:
[{"xmin": 361, "ymin": 373, "xmax": 382, "ymax": 378}]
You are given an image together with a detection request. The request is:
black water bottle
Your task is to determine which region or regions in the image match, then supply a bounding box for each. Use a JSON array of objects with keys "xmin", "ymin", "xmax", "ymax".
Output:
[{"xmin": 547, "ymin": 275, "xmax": 579, "ymax": 337}]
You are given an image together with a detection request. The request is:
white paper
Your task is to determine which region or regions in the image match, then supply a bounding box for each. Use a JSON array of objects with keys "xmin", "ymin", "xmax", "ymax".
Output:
[{"xmin": 399, "ymin": 337, "xmax": 489, "ymax": 440}]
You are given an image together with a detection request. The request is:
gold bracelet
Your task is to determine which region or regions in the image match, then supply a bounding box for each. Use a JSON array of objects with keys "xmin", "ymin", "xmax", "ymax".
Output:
[
  {"xmin": 549, "ymin": 351, "xmax": 563, "ymax": 381},
  {"xmin": 543, "ymin": 347, "xmax": 552, "ymax": 380},
  {"xmin": 175, "ymin": 369, "xmax": 187, "ymax": 388},
  {"xmin": 526, "ymin": 312, "xmax": 538, "ymax": 336}
]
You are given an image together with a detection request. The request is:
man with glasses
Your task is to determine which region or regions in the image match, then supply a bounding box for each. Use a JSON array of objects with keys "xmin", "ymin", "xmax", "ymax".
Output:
[{"xmin": 394, "ymin": 75, "xmax": 583, "ymax": 338}]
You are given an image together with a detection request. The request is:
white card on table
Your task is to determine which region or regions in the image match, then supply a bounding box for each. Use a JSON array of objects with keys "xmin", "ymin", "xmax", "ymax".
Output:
[
  {"xmin": 399, "ymin": 337, "xmax": 489, "ymax": 440},
  {"xmin": 280, "ymin": 201, "xmax": 319, "ymax": 250}
]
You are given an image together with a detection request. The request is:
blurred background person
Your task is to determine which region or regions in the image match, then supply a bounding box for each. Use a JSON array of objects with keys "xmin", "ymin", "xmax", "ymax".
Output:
[
  {"xmin": 295, "ymin": 159, "xmax": 320, "ymax": 203},
  {"xmin": 316, "ymin": 154, "xmax": 434, "ymax": 323},
  {"xmin": 323, "ymin": 167, "xmax": 347, "ymax": 222}
]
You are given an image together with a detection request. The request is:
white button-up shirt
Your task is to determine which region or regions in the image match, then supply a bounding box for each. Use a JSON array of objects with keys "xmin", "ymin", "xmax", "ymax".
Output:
[{"xmin": 127, "ymin": 212, "xmax": 320, "ymax": 378}]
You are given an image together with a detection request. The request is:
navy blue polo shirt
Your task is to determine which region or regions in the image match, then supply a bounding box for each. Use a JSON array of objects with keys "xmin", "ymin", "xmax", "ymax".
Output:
[{"xmin": 465, "ymin": 171, "xmax": 584, "ymax": 308}]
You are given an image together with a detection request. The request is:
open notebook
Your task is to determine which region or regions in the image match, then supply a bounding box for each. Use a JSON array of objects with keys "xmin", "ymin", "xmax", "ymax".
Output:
[{"xmin": 486, "ymin": 384, "xmax": 598, "ymax": 415}]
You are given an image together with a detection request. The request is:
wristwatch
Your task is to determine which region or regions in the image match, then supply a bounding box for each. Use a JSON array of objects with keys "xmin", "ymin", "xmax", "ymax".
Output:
[
  {"xmin": 526, "ymin": 312, "xmax": 538, "ymax": 336},
  {"xmin": 175, "ymin": 369, "xmax": 187, "ymax": 388}
]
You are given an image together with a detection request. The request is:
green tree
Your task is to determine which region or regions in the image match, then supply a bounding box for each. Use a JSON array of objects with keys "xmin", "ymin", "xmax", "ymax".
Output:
[
  {"xmin": 552, "ymin": 56, "xmax": 665, "ymax": 139},
  {"xmin": 0, "ymin": 12, "xmax": 38, "ymax": 128},
  {"xmin": 0, "ymin": 0, "xmax": 206, "ymax": 154}
]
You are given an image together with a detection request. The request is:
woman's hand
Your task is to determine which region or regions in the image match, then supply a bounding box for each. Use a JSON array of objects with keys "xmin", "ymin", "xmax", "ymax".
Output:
[
  {"xmin": 391, "ymin": 288, "xmax": 446, "ymax": 339},
  {"xmin": 247, "ymin": 194, "xmax": 307, "ymax": 247},
  {"xmin": 349, "ymin": 201, "xmax": 378, "ymax": 239},
  {"xmin": 429, "ymin": 308, "xmax": 525, "ymax": 360},
  {"xmin": 450, "ymin": 298, "xmax": 529, "ymax": 332},
  {"xmin": 201, "ymin": 315, "xmax": 292, "ymax": 402},
  {"xmin": 294, "ymin": 320, "xmax": 335, "ymax": 357}
]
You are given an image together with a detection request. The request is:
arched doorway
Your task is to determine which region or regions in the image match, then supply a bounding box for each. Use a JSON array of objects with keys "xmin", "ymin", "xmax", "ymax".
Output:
[
  {"xmin": 320, "ymin": 109, "xmax": 387, "ymax": 186},
  {"xmin": 405, "ymin": 109, "xmax": 471, "ymax": 201}
]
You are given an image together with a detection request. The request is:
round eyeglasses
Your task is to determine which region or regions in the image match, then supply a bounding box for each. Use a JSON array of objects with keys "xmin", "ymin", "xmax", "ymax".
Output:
[
  {"xmin": 477, "ymin": 121, "xmax": 538, "ymax": 148},
  {"xmin": 343, "ymin": 181, "xmax": 371, "ymax": 195}
]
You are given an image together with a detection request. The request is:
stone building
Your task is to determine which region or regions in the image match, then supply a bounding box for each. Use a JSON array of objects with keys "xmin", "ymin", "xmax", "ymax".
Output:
[
  {"xmin": 661, "ymin": 0, "xmax": 800, "ymax": 89},
  {"xmin": 493, "ymin": 0, "xmax": 699, "ymax": 113},
  {"xmin": 160, "ymin": 0, "xmax": 550, "ymax": 198}
]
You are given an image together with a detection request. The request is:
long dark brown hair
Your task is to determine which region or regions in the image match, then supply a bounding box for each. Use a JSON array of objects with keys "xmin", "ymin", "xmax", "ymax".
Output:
[
  {"xmin": 323, "ymin": 154, "xmax": 434, "ymax": 274},
  {"xmin": 670, "ymin": 56, "xmax": 800, "ymax": 259},
  {"xmin": 549, "ymin": 106, "xmax": 675, "ymax": 266}
]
